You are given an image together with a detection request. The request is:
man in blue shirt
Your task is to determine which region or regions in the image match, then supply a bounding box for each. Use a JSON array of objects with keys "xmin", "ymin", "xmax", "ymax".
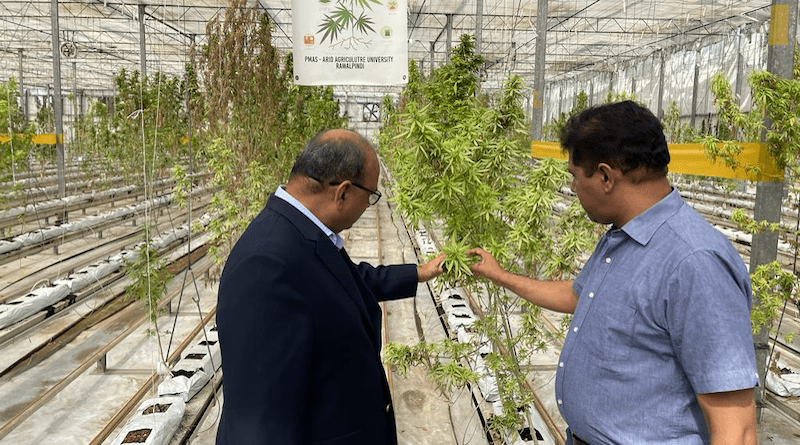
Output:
[{"xmin": 468, "ymin": 101, "xmax": 758, "ymax": 445}]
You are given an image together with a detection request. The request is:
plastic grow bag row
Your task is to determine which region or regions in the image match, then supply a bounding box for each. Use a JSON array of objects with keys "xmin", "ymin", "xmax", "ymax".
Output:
[
  {"xmin": 0, "ymin": 283, "xmax": 71, "ymax": 329},
  {"xmin": 489, "ymin": 400, "xmax": 557, "ymax": 445},
  {"xmin": 413, "ymin": 226, "xmax": 438, "ymax": 257},
  {"xmin": 766, "ymin": 358, "xmax": 800, "ymax": 397},
  {"xmin": 109, "ymin": 396, "xmax": 186, "ymax": 445},
  {"xmin": 0, "ymin": 213, "xmax": 214, "ymax": 330},
  {"xmin": 0, "ymin": 184, "xmax": 137, "ymax": 221},
  {"xmin": 0, "ymin": 258, "xmax": 122, "ymax": 330},
  {"xmin": 158, "ymin": 328, "xmax": 221, "ymax": 402},
  {"xmin": 0, "ymin": 194, "xmax": 174, "ymax": 256}
]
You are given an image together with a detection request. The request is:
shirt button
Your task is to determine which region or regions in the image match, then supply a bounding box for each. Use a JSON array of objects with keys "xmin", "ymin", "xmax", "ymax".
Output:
[
  {"xmin": 573, "ymin": 327, "xmax": 578, "ymax": 333},
  {"xmin": 557, "ymin": 399, "xmax": 563, "ymax": 405},
  {"xmin": 605, "ymin": 257, "xmax": 611, "ymax": 263},
  {"xmin": 385, "ymin": 403, "xmax": 392, "ymax": 412},
  {"xmin": 559, "ymin": 362, "xmax": 564, "ymax": 368},
  {"xmin": 588, "ymin": 292, "xmax": 594, "ymax": 298}
]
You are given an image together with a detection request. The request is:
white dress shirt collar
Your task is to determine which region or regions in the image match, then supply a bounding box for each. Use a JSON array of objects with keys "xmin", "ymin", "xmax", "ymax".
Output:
[{"xmin": 275, "ymin": 185, "xmax": 344, "ymax": 250}]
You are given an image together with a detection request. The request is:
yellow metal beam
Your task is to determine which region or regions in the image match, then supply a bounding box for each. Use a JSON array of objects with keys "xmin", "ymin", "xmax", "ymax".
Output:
[
  {"xmin": 531, "ymin": 141, "xmax": 784, "ymax": 182},
  {"xmin": 0, "ymin": 133, "xmax": 62, "ymax": 144}
]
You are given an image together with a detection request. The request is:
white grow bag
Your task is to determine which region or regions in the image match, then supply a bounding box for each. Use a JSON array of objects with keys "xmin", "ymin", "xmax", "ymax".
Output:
[
  {"xmin": 109, "ymin": 396, "xmax": 185, "ymax": 445},
  {"xmin": 473, "ymin": 354, "xmax": 500, "ymax": 402},
  {"xmin": 766, "ymin": 359, "xmax": 800, "ymax": 397},
  {"xmin": 0, "ymin": 283, "xmax": 70, "ymax": 330},
  {"xmin": 158, "ymin": 339, "xmax": 221, "ymax": 402}
]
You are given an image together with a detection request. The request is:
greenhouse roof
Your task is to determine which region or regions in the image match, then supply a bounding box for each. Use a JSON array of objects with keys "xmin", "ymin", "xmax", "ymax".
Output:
[{"xmin": 0, "ymin": 0, "xmax": 777, "ymax": 94}]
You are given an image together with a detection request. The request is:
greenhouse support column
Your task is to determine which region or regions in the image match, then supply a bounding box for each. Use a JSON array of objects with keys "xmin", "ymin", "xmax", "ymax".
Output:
[
  {"xmin": 657, "ymin": 51, "xmax": 665, "ymax": 119},
  {"xmin": 18, "ymin": 49, "xmax": 28, "ymax": 124},
  {"xmin": 430, "ymin": 41, "xmax": 435, "ymax": 76},
  {"xmin": 752, "ymin": 0, "xmax": 797, "ymax": 424},
  {"xmin": 446, "ymin": 14, "xmax": 453, "ymax": 63},
  {"xmin": 608, "ymin": 74, "xmax": 614, "ymax": 97},
  {"xmin": 735, "ymin": 33, "xmax": 744, "ymax": 101},
  {"xmin": 139, "ymin": 5, "xmax": 147, "ymax": 79},
  {"xmin": 529, "ymin": 0, "xmax": 548, "ymax": 141},
  {"xmin": 50, "ymin": 0, "xmax": 66, "ymax": 205},
  {"xmin": 475, "ymin": 0, "xmax": 483, "ymax": 54},
  {"xmin": 690, "ymin": 52, "xmax": 699, "ymax": 129},
  {"xmin": 72, "ymin": 61, "xmax": 77, "ymax": 144},
  {"xmin": 185, "ymin": 34, "xmax": 196, "ymax": 260}
]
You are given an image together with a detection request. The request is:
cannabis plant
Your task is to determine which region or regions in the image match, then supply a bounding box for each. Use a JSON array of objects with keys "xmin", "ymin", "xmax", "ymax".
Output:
[
  {"xmin": 124, "ymin": 238, "xmax": 173, "ymax": 329},
  {"xmin": 542, "ymin": 90, "xmax": 588, "ymax": 142},
  {"xmin": 380, "ymin": 34, "xmax": 598, "ymax": 439},
  {"xmin": 197, "ymin": 0, "xmax": 346, "ymax": 274},
  {"xmin": 0, "ymin": 78, "xmax": 34, "ymax": 183},
  {"xmin": 706, "ymin": 51, "xmax": 800, "ymax": 344},
  {"xmin": 110, "ymin": 69, "xmax": 189, "ymax": 187}
]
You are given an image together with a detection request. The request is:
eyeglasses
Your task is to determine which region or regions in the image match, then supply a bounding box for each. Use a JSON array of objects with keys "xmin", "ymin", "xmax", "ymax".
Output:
[
  {"xmin": 310, "ymin": 177, "xmax": 382, "ymax": 205},
  {"xmin": 333, "ymin": 181, "xmax": 382, "ymax": 205}
]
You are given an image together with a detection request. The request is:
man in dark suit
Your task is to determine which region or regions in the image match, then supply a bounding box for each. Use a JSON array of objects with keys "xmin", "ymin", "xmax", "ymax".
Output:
[{"xmin": 216, "ymin": 129, "xmax": 445, "ymax": 445}]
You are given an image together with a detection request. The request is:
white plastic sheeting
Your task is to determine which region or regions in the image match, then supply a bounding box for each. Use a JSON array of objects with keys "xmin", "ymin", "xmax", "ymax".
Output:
[
  {"xmin": 542, "ymin": 23, "xmax": 770, "ymax": 131},
  {"xmin": 0, "ymin": 283, "xmax": 71, "ymax": 328},
  {"xmin": 0, "ymin": 184, "xmax": 137, "ymax": 221},
  {"xmin": 0, "ymin": 193, "xmax": 176, "ymax": 255}
]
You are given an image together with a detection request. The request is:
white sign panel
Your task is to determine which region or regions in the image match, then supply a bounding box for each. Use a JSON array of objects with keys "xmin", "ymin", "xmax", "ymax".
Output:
[{"xmin": 292, "ymin": 0, "xmax": 408, "ymax": 86}]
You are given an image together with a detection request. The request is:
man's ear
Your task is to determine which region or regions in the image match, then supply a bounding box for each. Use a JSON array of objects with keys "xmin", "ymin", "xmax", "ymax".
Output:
[
  {"xmin": 333, "ymin": 181, "xmax": 351, "ymax": 207},
  {"xmin": 597, "ymin": 163, "xmax": 616, "ymax": 192}
]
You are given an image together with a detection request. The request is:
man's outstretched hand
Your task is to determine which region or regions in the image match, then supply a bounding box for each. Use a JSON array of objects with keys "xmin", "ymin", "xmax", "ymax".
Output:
[{"xmin": 417, "ymin": 253, "xmax": 446, "ymax": 282}]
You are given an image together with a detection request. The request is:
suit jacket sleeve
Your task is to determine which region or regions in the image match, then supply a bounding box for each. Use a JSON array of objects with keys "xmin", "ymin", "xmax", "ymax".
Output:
[{"xmin": 353, "ymin": 262, "xmax": 418, "ymax": 302}]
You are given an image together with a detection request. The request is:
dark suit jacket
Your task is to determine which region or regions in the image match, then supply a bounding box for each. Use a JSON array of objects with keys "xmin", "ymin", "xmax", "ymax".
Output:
[{"xmin": 216, "ymin": 194, "xmax": 418, "ymax": 445}]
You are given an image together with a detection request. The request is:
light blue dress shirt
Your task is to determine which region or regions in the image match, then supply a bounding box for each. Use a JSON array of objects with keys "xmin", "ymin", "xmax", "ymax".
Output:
[
  {"xmin": 275, "ymin": 185, "xmax": 344, "ymax": 250},
  {"xmin": 558, "ymin": 188, "xmax": 758, "ymax": 445}
]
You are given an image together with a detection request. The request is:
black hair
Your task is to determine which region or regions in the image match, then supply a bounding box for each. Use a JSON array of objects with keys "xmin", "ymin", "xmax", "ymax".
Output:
[
  {"xmin": 560, "ymin": 100, "xmax": 669, "ymax": 181},
  {"xmin": 290, "ymin": 129, "xmax": 370, "ymax": 190}
]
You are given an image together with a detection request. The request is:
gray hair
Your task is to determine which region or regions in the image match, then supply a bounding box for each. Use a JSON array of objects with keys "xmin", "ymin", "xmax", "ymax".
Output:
[{"xmin": 290, "ymin": 130, "xmax": 371, "ymax": 191}]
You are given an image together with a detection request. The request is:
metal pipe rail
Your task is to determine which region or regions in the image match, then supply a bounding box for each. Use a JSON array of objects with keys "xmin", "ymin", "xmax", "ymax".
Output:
[
  {"xmin": 0, "ymin": 190, "xmax": 212, "ymax": 268},
  {"xmin": 0, "ymin": 241, "xmax": 214, "ymax": 441}
]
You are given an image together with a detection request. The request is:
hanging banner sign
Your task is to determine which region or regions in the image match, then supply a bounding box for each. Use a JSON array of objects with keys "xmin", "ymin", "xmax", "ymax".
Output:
[{"xmin": 292, "ymin": 0, "xmax": 408, "ymax": 86}]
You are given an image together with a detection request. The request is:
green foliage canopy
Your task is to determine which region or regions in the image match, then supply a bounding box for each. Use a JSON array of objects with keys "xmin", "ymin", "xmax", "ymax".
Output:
[{"xmin": 380, "ymin": 34, "xmax": 598, "ymax": 436}]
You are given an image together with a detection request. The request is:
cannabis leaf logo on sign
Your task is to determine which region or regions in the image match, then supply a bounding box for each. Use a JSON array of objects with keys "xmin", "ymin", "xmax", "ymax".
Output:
[{"xmin": 318, "ymin": 0, "xmax": 382, "ymax": 49}]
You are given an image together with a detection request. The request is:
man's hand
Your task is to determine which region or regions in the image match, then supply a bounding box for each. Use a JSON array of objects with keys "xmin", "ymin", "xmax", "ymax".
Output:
[
  {"xmin": 466, "ymin": 247, "xmax": 578, "ymax": 314},
  {"xmin": 467, "ymin": 247, "xmax": 504, "ymax": 281},
  {"xmin": 417, "ymin": 253, "xmax": 446, "ymax": 282}
]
